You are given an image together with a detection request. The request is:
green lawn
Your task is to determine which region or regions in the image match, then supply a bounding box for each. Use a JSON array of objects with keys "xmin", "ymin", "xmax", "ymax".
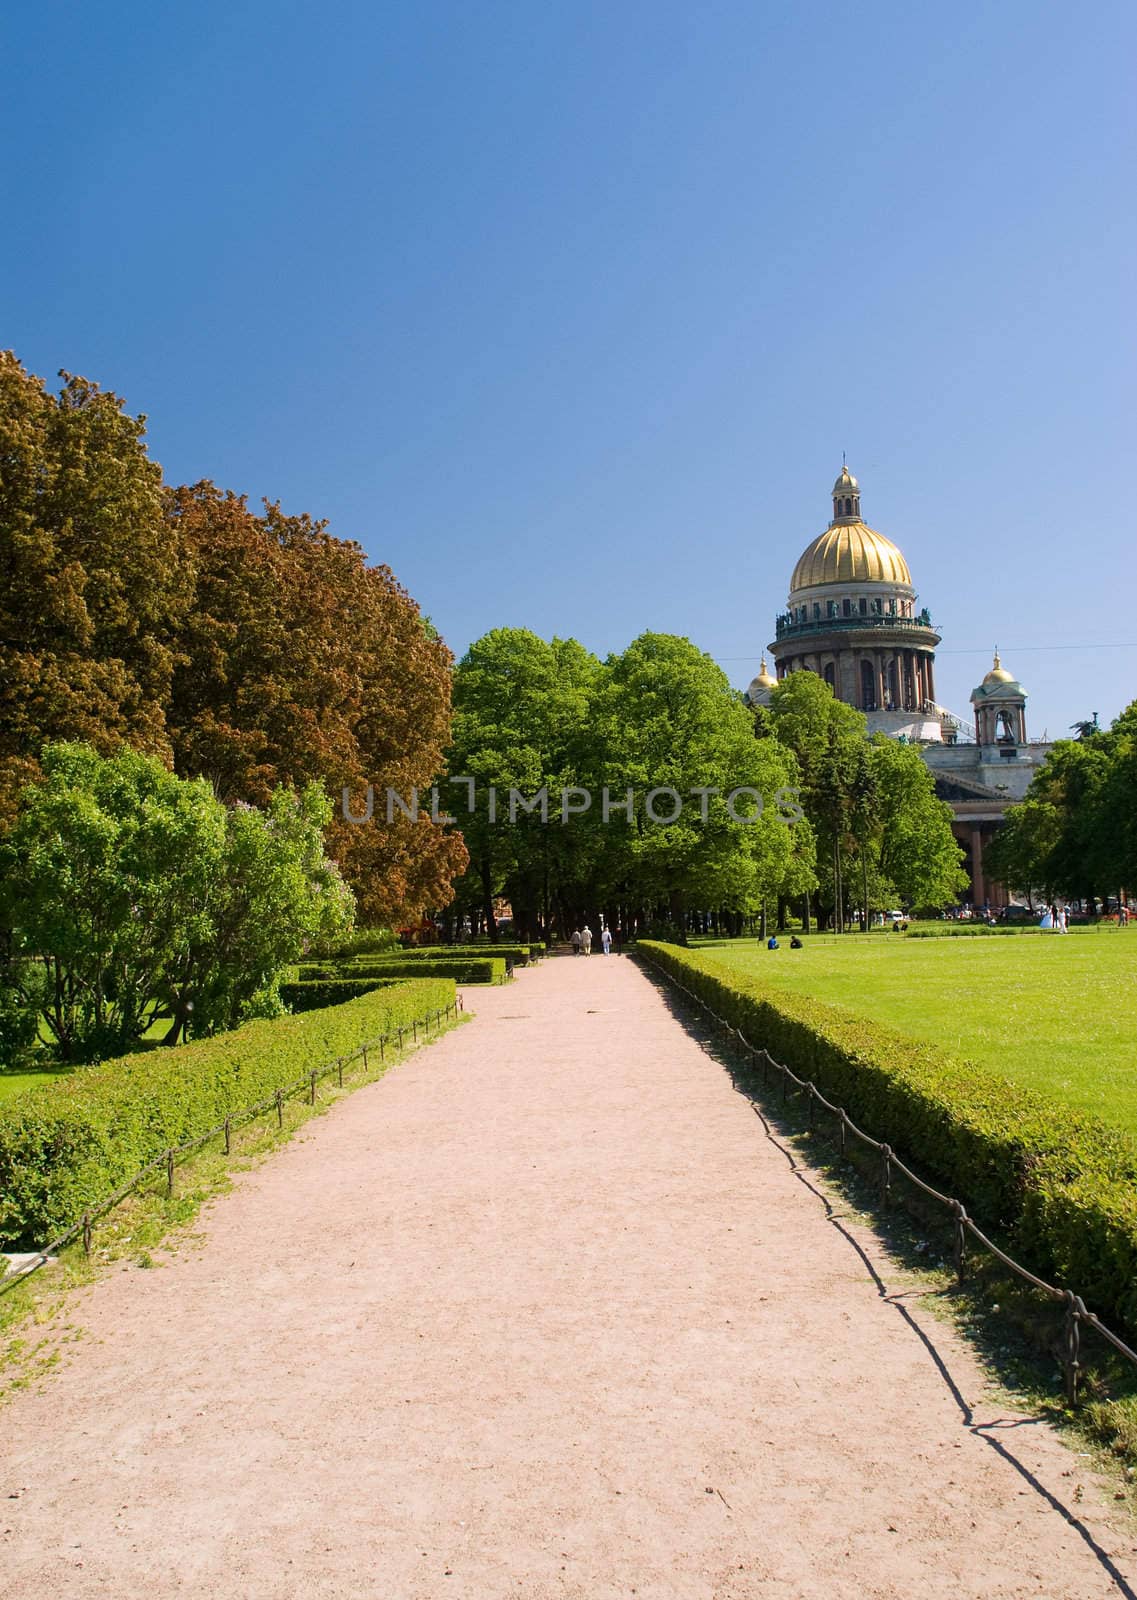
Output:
[
  {"xmin": 0, "ymin": 1066, "xmax": 74, "ymax": 1104},
  {"xmin": 693, "ymin": 927, "xmax": 1137, "ymax": 1137}
]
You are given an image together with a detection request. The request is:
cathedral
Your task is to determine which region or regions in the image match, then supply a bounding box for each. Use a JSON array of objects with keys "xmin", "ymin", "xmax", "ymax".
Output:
[{"xmin": 746, "ymin": 467, "xmax": 1052, "ymax": 907}]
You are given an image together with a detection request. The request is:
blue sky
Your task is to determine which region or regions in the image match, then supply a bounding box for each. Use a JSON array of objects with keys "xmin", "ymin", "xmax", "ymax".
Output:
[{"xmin": 4, "ymin": 1, "xmax": 1134, "ymax": 737}]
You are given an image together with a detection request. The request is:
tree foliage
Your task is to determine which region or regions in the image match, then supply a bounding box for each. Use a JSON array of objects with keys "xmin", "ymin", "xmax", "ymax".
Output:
[
  {"xmin": 0, "ymin": 353, "xmax": 186, "ymax": 820},
  {"xmin": 988, "ymin": 702, "xmax": 1137, "ymax": 903},
  {"xmin": 0, "ymin": 744, "xmax": 353, "ymax": 1060},
  {"xmin": 0, "ymin": 354, "xmax": 464, "ymax": 922}
]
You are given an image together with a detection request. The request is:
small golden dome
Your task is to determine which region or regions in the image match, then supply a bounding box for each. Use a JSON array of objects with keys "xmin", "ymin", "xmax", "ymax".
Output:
[
  {"xmin": 832, "ymin": 464, "xmax": 859, "ymax": 495},
  {"xmin": 790, "ymin": 522, "xmax": 912, "ymax": 592},
  {"xmin": 983, "ymin": 649, "xmax": 1014, "ymax": 686},
  {"xmin": 753, "ymin": 655, "xmax": 776, "ymax": 689}
]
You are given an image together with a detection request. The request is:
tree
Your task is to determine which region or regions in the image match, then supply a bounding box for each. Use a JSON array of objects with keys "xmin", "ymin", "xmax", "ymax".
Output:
[
  {"xmin": 991, "ymin": 702, "xmax": 1137, "ymax": 905},
  {"xmin": 446, "ymin": 629, "xmax": 601, "ymax": 939},
  {"xmin": 0, "ymin": 744, "xmax": 352, "ymax": 1059},
  {"xmin": 870, "ymin": 738, "xmax": 968, "ymax": 910},
  {"xmin": 165, "ymin": 482, "xmax": 467, "ymax": 922},
  {"xmin": 766, "ymin": 672, "xmax": 868, "ymax": 929},
  {"xmin": 0, "ymin": 354, "xmax": 187, "ymax": 821},
  {"xmin": 588, "ymin": 633, "xmax": 805, "ymax": 930}
]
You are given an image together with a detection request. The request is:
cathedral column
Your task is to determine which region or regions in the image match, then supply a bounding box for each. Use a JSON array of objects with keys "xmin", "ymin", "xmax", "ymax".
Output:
[
  {"xmin": 926, "ymin": 654, "xmax": 936, "ymax": 704},
  {"xmin": 875, "ymin": 652, "xmax": 886, "ymax": 711},
  {"xmin": 971, "ymin": 825, "xmax": 985, "ymax": 908}
]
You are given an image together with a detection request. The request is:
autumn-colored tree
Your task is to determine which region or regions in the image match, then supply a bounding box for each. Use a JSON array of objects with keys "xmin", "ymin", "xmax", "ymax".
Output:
[
  {"xmin": 165, "ymin": 482, "xmax": 466, "ymax": 920},
  {"xmin": 0, "ymin": 353, "xmax": 186, "ymax": 819}
]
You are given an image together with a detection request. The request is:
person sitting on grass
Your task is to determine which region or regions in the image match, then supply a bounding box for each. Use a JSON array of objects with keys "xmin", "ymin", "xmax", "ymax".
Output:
[
  {"xmin": 790, "ymin": 935, "xmax": 803, "ymax": 949},
  {"xmin": 767, "ymin": 934, "xmax": 779, "ymax": 950}
]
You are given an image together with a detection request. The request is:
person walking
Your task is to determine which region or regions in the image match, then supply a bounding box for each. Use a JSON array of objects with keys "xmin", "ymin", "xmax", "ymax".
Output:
[
  {"xmin": 571, "ymin": 928, "xmax": 582, "ymax": 956},
  {"xmin": 601, "ymin": 926, "xmax": 612, "ymax": 955},
  {"xmin": 581, "ymin": 923, "xmax": 593, "ymax": 956}
]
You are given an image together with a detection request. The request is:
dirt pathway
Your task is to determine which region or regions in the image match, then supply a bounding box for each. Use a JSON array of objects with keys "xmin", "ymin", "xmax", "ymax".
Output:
[{"xmin": 1, "ymin": 956, "xmax": 1133, "ymax": 1598}]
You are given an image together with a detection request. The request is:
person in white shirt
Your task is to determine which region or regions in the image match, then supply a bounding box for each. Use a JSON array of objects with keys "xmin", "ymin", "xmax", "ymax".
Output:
[{"xmin": 581, "ymin": 924, "xmax": 593, "ymax": 955}]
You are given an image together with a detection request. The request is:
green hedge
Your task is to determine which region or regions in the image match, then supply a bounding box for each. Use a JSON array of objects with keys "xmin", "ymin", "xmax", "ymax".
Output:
[
  {"xmin": 906, "ymin": 924, "xmax": 1042, "ymax": 939},
  {"xmin": 299, "ymin": 956, "xmax": 507, "ymax": 985},
  {"xmin": 0, "ymin": 976, "xmax": 456, "ymax": 1251},
  {"xmin": 636, "ymin": 941, "xmax": 1137, "ymax": 1331},
  {"xmin": 365, "ymin": 943, "xmax": 542, "ymax": 965},
  {"xmin": 280, "ymin": 977, "xmax": 398, "ymax": 1011}
]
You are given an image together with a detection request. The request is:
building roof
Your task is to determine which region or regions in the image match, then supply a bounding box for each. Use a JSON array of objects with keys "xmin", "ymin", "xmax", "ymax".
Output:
[{"xmin": 790, "ymin": 521, "xmax": 912, "ymax": 592}]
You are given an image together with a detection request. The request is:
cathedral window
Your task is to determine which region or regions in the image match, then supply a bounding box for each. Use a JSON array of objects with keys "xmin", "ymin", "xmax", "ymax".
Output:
[
  {"xmin": 842, "ymin": 597, "xmax": 851, "ymax": 616},
  {"xmin": 824, "ymin": 662, "xmax": 836, "ymax": 688},
  {"xmin": 813, "ymin": 603, "xmax": 821, "ymax": 620}
]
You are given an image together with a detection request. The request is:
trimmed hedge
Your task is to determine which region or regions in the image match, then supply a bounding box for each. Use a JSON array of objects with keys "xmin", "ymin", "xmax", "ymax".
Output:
[
  {"xmin": 299, "ymin": 957, "xmax": 508, "ymax": 985},
  {"xmin": 370, "ymin": 943, "xmax": 541, "ymax": 965},
  {"xmin": 0, "ymin": 976, "xmax": 455, "ymax": 1250},
  {"xmin": 280, "ymin": 977, "xmax": 398, "ymax": 1012},
  {"xmin": 637, "ymin": 941, "xmax": 1137, "ymax": 1332},
  {"xmin": 906, "ymin": 925, "xmax": 1043, "ymax": 939}
]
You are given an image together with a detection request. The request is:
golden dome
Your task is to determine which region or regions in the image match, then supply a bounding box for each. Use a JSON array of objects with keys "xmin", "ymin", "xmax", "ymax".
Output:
[
  {"xmin": 790, "ymin": 522, "xmax": 912, "ymax": 592},
  {"xmin": 832, "ymin": 464, "xmax": 859, "ymax": 495},
  {"xmin": 753, "ymin": 655, "xmax": 776, "ymax": 689},
  {"xmin": 983, "ymin": 649, "xmax": 1014, "ymax": 686}
]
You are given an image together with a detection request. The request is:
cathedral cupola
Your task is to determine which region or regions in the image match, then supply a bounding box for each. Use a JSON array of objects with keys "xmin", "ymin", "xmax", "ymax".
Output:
[{"xmin": 831, "ymin": 463, "xmax": 861, "ymax": 524}]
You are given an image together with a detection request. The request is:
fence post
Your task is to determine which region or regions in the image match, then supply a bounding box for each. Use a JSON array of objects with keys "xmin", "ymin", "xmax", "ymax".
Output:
[
  {"xmin": 1063, "ymin": 1292, "xmax": 1082, "ymax": 1407},
  {"xmin": 276, "ymin": 1088, "xmax": 284, "ymax": 1128},
  {"xmin": 361, "ymin": 1044, "xmax": 367, "ymax": 1072},
  {"xmin": 83, "ymin": 1212, "xmax": 92, "ymax": 1256},
  {"xmin": 398, "ymin": 1027, "xmax": 404, "ymax": 1049},
  {"xmin": 380, "ymin": 1036, "xmax": 386, "ymax": 1062},
  {"xmin": 807, "ymin": 1083, "xmax": 816, "ymax": 1127},
  {"xmin": 952, "ymin": 1200, "xmax": 967, "ymax": 1283},
  {"xmin": 338, "ymin": 1058, "xmax": 345, "ymax": 1087},
  {"xmin": 166, "ymin": 1148, "xmax": 175, "ymax": 1198},
  {"xmin": 880, "ymin": 1144, "xmax": 892, "ymax": 1207},
  {"xmin": 761, "ymin": 1049, "xmax": 769, "ymax": 1088},
  {"xmin": 412, "ymin": 1020, "xmax": 418, "ymax": 1044},
  {"xmin": 838, "ymin": 1108, "xmax": 848, "ymax": 1158},
  {"xmin": 309, "ymin": 1070, "xmax": 317, "ymax": 1105},
  {"xmin": 224, "ymin": 1117, "xmax": 231, "ymax": 1156}
]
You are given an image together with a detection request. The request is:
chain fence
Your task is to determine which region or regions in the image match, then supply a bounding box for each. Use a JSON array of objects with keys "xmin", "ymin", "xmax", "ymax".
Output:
[
  {"xmin": 642, "ymin": 953, "xmax": 1137, "ymax": 1407},
  {"xmin": 1, "ymin": 994, "xmax": 464, "ymax": 1299}
]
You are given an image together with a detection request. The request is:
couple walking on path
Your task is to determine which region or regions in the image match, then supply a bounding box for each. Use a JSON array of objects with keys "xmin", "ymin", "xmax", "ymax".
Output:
[{"xmin": 571, "ymin": 924, "xmax": 612, "ymax": 955}]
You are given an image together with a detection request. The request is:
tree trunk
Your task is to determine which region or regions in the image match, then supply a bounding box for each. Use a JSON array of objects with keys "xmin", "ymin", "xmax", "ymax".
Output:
[{"xmin": 480, "ymin": 857, "xmax": 497, "ymax": 942}]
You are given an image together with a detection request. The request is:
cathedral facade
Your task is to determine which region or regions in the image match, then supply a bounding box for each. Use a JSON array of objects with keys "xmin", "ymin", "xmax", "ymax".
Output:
[{"xmin": 747, "ymin": 468, "xmax": 1052, "ymax": 907}]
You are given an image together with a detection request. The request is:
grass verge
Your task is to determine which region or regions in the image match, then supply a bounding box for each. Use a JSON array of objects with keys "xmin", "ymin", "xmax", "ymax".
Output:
[{"xmin": 0, "ymin": 1008, "xmax": 469, "ymax": 1405}]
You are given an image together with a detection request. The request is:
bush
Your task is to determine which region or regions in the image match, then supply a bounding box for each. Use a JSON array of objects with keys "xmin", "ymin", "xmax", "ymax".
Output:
[
  {"xmin": 636, "ymin": 941, "xmax": 1137, "ymax": 1332},
  {"xmin": 0, "ymin": 976, "xmax": 455, "ymax": 1250},
  {"xmin": 906, "ymin": 925, "xmax": 1040, "ymax": 939},
  {"xmin": 299, "ymin": 956, "xmax": 507, "ymax": 985},
  {"xmin": 389, "ymin": 943, "xmax": 543, "ymax": 965},
  {"xmin": 280, "ymin": 977, "xmax": 399, "ymax": 1012},
  {"xmin": 308, "ymin": 927, "xmax": 401, "ymax": 959}
]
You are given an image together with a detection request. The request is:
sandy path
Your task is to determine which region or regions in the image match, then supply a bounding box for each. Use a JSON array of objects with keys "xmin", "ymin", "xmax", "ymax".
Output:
[{"xmin": 1, "ymin": 955, "xmax": 1133, "ymax": 1599}]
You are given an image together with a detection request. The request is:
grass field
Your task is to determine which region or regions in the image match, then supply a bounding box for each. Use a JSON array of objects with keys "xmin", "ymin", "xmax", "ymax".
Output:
[
  {"xmin": 693, "ymin": 926, "xmax": 1137, "ymax": 1137},
  {"xmin": 0, "ymin": 1066, "xmax": 73, "ymax": 1103}
]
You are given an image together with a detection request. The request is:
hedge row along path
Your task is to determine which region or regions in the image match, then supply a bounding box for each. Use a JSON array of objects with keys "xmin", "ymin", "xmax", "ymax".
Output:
[{"xmin": 2, "ymin": 958, "xmax": 1134, "ymax": 1598}]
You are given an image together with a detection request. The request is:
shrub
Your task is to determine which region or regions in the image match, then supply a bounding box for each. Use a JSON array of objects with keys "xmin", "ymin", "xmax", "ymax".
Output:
[
  {"xmin": 309, "ymin": 927, "xmax": 401, "ymax": 959},
  {"xmin": 0, "ymin": 976, "xmax": 455, "ymax": 1250},
  {"xmin": 280, "ymin": 977, "xmax": 399, "ymax": 1012},
  {"xmin": 299, "ymin": 956, "xmax": 507, "ymax": 985},
  {"xmin": 636, "ymin": 941, "xmax": 1137, "ymax": 1331}
]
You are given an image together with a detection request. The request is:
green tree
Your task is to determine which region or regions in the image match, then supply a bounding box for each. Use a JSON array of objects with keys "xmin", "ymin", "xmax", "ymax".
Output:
[
  {"xmin": 870, "ymin": 738, "xmax": 968, "ymax": 910},
  {"xmin": 0, "ymin": 744, "xmax": 352, "ymax": 1059},
  {"xmin": 588, "ymin": 633, "xmax": 804, "ymax": 931}
]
